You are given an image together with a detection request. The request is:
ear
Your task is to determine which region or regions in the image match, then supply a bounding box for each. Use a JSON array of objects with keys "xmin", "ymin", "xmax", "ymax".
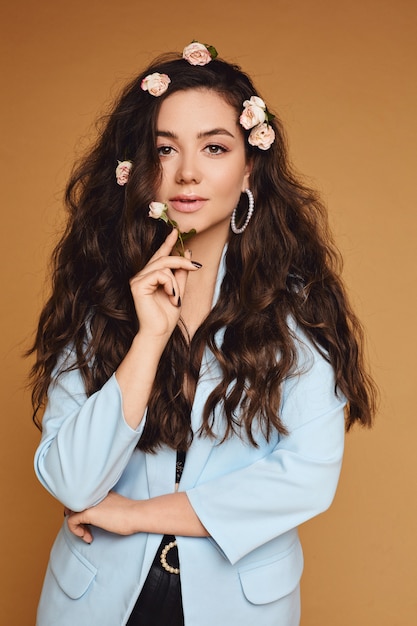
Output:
[{"xmin": 241, "ymin": 158, "xmax": 253, "ymax": 192}]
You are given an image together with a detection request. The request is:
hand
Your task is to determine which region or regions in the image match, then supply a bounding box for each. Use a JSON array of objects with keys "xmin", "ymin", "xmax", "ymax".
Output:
[
  {"xmin": 130, "ymin": 229, "xmax": 201, "ymax": 340},
  {"xmin": 66, "ymin": 491, "xmax": 209, "ymax": 543},
  {"xmin": 66, "ymin": 492, "xmax": 139, "ymax": 544}
]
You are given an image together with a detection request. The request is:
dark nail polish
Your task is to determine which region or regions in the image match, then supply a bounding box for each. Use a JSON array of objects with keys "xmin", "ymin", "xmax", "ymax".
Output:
[
  {"xmin": 172, "ymin": 287, "xmax": 176, "ymax": 297},
  {"xmin": 177, "ymin": 296, "xmax": 182, "ymax": 307},
  {"xmin": 191, "ymin": 261, "xmax": 202, "ymax": 268}
]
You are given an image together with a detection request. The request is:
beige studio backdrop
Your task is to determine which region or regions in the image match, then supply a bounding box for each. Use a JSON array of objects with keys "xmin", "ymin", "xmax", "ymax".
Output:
[{"xmin": 1, "ymin": 0, "xmax": 416, "ymax": 624}]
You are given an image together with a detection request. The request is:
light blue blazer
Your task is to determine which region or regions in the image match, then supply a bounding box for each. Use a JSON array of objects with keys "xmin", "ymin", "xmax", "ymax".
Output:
[{"xmin": 34, "ymin": 254, "xmax": 345, "ymax": 626}]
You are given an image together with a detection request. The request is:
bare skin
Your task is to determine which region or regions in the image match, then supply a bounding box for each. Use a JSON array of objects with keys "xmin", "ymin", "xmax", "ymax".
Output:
[
  {"xmin": 66, "ymin": 492, "xmax": 209, "ymax": 544},
  {"xmin": 66, "ymin": 229, "xmax": 207, "ymax": 543},
  {"xmin": 65, "ymin": 230, "xmax": 213, "ymax": 544},
  {"xmin": 66, "ymin": 89, "xmax": 252, "ymax": 544},
  {"xmin": 115, "ymin": 228, "xmax": 198, "ymax": 430}
]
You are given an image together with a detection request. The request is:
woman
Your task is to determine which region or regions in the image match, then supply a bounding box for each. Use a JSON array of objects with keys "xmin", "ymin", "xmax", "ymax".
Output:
[{"xmin": 29, "ymin": 42, "xmax": 376, "ymax": 625}]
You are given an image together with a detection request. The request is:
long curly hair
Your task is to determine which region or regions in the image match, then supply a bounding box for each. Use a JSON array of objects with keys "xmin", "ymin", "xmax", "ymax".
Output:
[{"xmin": 28, "ymin": 53, "xmax": 377, "ymax": 451}]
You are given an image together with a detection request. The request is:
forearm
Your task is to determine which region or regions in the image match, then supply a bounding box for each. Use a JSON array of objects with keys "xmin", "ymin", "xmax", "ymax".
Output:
[
  {"xmin": 115, "ymin": 331, "xmax": 169, "ymax": 429},
  {"xmin": 67, "ymin": 491, "xmax": 209, "ymax": 543},
  {"xmin": 115, "ymin": 232, "xmax": 200, "ymax": 429},
  {"xmin": 136, "ymin": 492, "xmax": 209, "ymax": 537}
]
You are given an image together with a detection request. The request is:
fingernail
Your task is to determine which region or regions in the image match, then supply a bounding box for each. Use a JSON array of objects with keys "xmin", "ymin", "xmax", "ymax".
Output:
[
  {"xmin": 191, "ymin": 261, "xmax": 202, "ymax": 268},
  {"xmin": 172, "ymin": 287, "xmax": 176, "ymax": 297},
  {"xmin": 177, "ymin": 296, "xmax": 182, "ymax": 308}
]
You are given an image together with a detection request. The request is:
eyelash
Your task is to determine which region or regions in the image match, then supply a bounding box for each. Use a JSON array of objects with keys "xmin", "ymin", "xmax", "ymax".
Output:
[
  {"xmin": 156, "ymin": 144, "xmax": 229, "ymax": 156},
  {"xmin": 157, "ymin": 145, "xmax": 174, "ymax": 156},
  {"xmin": 205, "ymin": 144, "xmax": 228, "ymax": 155}
]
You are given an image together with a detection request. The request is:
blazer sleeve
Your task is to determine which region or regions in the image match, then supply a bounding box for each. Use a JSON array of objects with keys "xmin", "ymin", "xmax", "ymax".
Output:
[
  {"xmin": 34, "ymin": 351, "xmax": 145, "ymax": 511},
  {"xmin": 186, "ymin": 340, "xmax": 346, "ymax": 565}
]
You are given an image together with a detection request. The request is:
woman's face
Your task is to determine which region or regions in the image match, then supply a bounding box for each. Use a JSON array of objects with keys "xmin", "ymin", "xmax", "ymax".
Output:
[{"xmin": 155, "ymin": 89, "xmax": 251, "ymax": 243}]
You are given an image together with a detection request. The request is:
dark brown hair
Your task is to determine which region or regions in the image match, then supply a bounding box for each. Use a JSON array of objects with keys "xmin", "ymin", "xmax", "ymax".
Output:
[{"xmin": 28, "ymin": 53, "xmax": 377, "ymax": 450}]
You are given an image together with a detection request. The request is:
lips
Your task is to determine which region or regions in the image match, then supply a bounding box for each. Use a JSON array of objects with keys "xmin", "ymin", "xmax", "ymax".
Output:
[{"xmin": 169, "ymin": 194, "xmax": 207, "ymax": 213}]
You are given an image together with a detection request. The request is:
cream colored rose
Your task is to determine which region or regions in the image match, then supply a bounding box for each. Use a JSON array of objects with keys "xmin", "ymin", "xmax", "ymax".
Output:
[
  {"xmin": 141, "ymin": 73, "xmax": 171, "ymax": 97},
  {"xmin": 239, "ymin": 96, "xmax": 267, "ymax": 130},
  {"xmin": 148, "ymin": 202, "xmax": 168, "ymax": 220},
  {"xmin": 115, "ymin": 160, "xmax": 132, "ymax": 186},
  {"xmin": 183, "ymin": 42, "xmax": 212, "ymax": 66},
  {"xmin": 248, "ymin": 123, "xmax": 275, "ymax": 150}
]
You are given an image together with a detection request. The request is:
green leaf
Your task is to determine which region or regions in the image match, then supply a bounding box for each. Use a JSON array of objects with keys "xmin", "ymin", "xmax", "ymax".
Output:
[
  {"xmin": 181, "ymin": 229, "xmax": 197, "ymax": 242},
  {"xmin": 205, "ymin": 45, "xmax": 218, "ymax": 59}
]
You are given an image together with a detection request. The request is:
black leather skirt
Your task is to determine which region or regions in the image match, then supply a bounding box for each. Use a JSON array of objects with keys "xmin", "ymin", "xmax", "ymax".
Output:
[{"xmin": 126, "ymin": 535, "xmax": 184, "ymax": 626}]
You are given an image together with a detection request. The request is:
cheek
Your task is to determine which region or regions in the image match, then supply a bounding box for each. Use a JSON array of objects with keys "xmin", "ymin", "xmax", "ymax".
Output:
[
  {"xmin": 154, "ymin": 166, "xmax": 170, "ymax": 198},
  {"xmin": 217, "ymin": 162, "xmax": 248, "ymax": 189},
  {"xmin": 225, "ymin": 181, "xmax": 246, "ymax": 211}
]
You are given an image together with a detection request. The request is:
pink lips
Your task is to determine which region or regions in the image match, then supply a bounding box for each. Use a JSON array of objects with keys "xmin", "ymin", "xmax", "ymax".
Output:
[{"xmin": 169, "ymin": 195, "xmax": 207, "ymax": 213}]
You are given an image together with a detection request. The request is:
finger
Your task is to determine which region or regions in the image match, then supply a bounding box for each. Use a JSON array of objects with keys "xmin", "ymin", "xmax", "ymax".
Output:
[
  {"xmin": 150, "ymin": 228, "xmax": 179, "ymax": 262},
  {"xmin": 80, "ymin": 526, "xmax": 93, "ymax": 544},
  {"xmin": 67, "ymin": 515, "xmax": 94, "ymax": 543},
  {"xmin": 66, "ymin": 514, "xmax": 85, "ymax": 537},
  {"xmin": 133, "ymin": 268, "xmax": 180, "ymax": 306},
  {"xmin": 130, "ymin": 255, "xmax": 200, "ymax": 287},
  {"xmin": 175, "ymin": 249, "xmax": 195, "ymax": 303},
  {"xmin": 157, "ymin": 269, "xmax": 181, "ymax": 306}
]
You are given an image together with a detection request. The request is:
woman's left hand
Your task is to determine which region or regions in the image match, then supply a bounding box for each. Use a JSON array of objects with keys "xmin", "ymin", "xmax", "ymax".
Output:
[{"xmin": 66, "ymin": 492, "xmax": 139, "ymax": 544}]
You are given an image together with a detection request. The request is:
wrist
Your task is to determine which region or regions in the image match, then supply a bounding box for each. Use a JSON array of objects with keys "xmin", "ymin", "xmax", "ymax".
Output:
[{"xmin": 130, "ymin": 499, "xmax": 145, "ymax": 534}]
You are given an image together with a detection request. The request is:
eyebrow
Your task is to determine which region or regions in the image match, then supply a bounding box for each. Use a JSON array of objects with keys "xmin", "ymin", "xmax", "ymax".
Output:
[{"xmin": 156, "ymin": 128, "xmax": 236, "ymax": 139}]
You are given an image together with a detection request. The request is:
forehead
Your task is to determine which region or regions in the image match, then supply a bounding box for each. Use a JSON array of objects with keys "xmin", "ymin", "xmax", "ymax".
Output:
[{"xmin": 157, "ymin": 88, "xmax": 238, "ymax": 128}]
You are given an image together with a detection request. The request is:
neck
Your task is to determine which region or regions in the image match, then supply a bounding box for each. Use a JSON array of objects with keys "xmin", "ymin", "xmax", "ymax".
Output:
[
  {"xmin": 178, "ymin": 226, "xmax": 229, "ymax": 340},
  {"xmin": 184, "ymin": 222, "xmax": 230, "ymax": 269}
]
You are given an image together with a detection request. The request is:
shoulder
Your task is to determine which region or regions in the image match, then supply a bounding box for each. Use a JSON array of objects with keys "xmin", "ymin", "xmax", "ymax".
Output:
[
  {"xmin": 288, "ymin": 318, "xmax": 327, "ymax": 374},
  {"xmin": 281, "ymin": 319, "xmax": 346, "ymax": 430}
]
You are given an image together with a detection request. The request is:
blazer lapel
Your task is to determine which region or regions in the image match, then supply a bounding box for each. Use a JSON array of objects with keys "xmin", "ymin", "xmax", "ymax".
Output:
[{"xmin": 146, "ymin": 446, "xmax": 177, "ymax": 497}]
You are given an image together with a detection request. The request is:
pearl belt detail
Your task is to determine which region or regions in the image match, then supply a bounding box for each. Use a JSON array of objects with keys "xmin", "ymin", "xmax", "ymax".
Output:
[{"xmin": 160, "ymin": 540, "xmax": 180, "ymax": 574}]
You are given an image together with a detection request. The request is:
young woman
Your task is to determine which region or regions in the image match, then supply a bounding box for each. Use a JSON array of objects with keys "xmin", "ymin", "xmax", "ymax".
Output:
[{"xmin": 30, "ymin": 42, "xmax": 376, "ymax": 625}]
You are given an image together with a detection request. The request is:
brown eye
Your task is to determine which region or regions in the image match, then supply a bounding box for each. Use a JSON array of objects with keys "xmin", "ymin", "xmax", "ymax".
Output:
[
  {"xmin": 205, "ymin": 144, "xmax": 227, "ymax": 155},
  {"xmin": 157, "ymin": 146, "xmax": 174, "ymax": 156}
]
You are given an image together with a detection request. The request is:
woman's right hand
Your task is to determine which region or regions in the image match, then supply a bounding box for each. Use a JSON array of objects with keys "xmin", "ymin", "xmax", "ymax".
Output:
[
  {"xmin": 129, "ymin": 228, "xmax": 201, "ymax": 341},
  {"xmin": 115, "ymin": 229, "xmax": 201, "ymax": 428}
]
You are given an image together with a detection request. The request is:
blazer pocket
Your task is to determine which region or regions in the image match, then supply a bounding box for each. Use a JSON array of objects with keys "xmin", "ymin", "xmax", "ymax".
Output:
[
  {"xmin": 49, "ymin": 528, "xmax": 97, "ymax": 600},
  {"xmin": 238, "ymin": 540, "xmax": 303, "ymax": 605}
]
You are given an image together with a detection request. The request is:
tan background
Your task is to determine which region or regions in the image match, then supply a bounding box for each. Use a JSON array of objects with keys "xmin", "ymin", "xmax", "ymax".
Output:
[{"xmin": 1, "ymin": 0, "xmax": 416, "ymax": 624}]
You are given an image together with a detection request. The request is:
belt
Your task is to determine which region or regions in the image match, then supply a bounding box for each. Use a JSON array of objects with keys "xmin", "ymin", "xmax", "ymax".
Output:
[
  {"xmin": 126, "ymin": 534, "xmax": 183, "ymax": 625},
  {"xmin": 160, "ymin": 538, "xmax": 180, "ymax": 574}
]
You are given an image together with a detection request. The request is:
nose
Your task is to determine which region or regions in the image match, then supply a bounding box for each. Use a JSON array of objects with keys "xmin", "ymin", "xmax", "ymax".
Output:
[{"xmin": 175, "ymin": 153, "xmax": 201, "ymax": 185}]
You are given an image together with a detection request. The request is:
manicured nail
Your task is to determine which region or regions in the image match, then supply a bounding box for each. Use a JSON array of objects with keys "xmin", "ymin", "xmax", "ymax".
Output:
[
  {"xmin": 172, "ymin": 287, "xmax": 176, "ymax": 297},
  {"xmin": 177, "ymin": 296, "xmax": 182, "ymax": 308},
  {"xmin": 191, "ymin": 261, "xmax": 202, "ymax": 268}
]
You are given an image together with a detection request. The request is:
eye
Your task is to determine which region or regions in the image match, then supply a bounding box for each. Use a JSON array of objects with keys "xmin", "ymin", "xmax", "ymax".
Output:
[
  {"xmin": 157, "ymin": 145, "xmax": 175, "ymax": 156},
  {"xmin": 204, "ymin": 144, "xmax": 228, "ymax": 155}
]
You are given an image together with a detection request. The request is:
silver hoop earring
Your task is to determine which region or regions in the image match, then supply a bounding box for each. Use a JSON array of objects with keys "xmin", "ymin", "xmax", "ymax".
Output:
[{"xmin": 230, "ymin": 189, "xmax": 254, "ymax": 234}]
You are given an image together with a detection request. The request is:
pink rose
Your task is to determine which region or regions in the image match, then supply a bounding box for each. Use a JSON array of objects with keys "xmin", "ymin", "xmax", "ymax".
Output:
[
  {"xmin": 141, "ymin": 73, "xmax": 171, "ymax": 97},
  {"xmin": 248, "ymin": 123, "xmax": 275, "ymax": 150},
  {"xmin": 115, "ymin": 160, "xmax": 132, "ymax": 186},
  {"xmin": 183, "ymin": 42, "xmax": 212, "ymax": 66},
  {"xmin": 148, "ymin": 201, "xmax": 168, "ymax": 220},
  {"xmin": 239, "ymin": 96, "xmax": 267, "ymax": 130}
]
